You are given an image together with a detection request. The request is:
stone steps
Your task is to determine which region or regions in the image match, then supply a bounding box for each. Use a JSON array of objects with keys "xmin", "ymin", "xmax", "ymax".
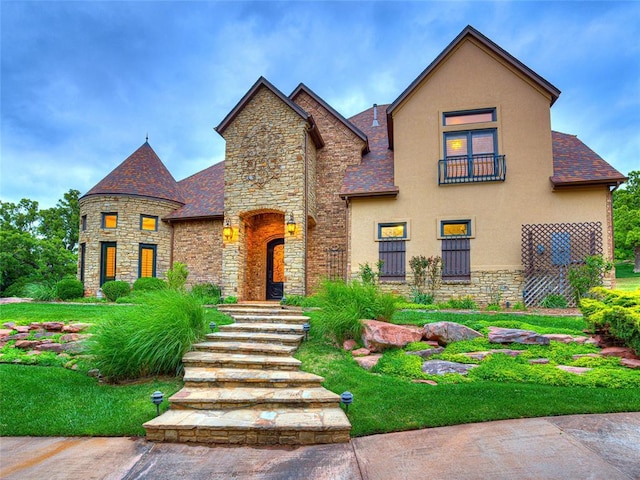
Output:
[
  {"xmin": 144, "ymin": 303, "xmax": 351, "ymax": 446},
  {"xmin": 206, "ymin": 331, "xmax": 304, "ymax": 345},
  {"xmin": 169, "ymin": 386, "xmax": 341, "ymax": 410}
]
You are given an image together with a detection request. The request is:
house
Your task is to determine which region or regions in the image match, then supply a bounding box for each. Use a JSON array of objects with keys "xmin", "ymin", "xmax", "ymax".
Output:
[{"xmin": 78, "ymin": 26, "xmax": 626, "ymax": 306}]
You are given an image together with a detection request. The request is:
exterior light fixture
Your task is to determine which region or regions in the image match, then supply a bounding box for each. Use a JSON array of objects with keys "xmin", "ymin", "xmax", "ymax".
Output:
[
  {"xmin": 209, "ymin": 322, "xmax": 216, "ymax": 332},
  {"xmin": 340, "ymin": 391, "xmax": 353, "ymax": 413},
  {"xmin": 303, "ymin": 322, "xmax": 310, "ymax": 341},
  {"xmin": 286, "ymin": 213, "xmax": 296, "ymax": 236},
  {"xmin": 223, "ymin": 218, "xmax": 232, "ymax": 241},
  {"xmin": 151, "ymin": 391, "xmax": 164, "ymax": 417}
]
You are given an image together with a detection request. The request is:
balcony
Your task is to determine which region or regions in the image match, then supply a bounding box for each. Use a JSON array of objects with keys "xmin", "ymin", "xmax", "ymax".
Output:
[{"xmin": 438, "ymin": 154, "xmax": 506, "ymax": 185}]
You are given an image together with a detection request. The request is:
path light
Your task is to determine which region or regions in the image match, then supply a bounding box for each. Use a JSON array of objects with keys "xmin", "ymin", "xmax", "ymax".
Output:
[
  {"xmin": 209, "ymin": 322, "xmax": 216, "ymax": 332},
  {"xmin": 286, "ymin": 212, "xmax": 296, "ymax": 236},
  {"xmin": 223, "ymin": 218, "xmax": 233, "ymax": 241},
  {"xmin": 303, "ymin": 322, "xmax": 310, "ymax": 341},
  {"xmin": 341, "ymin": 391, "xmax": 353, "ymax": 413},
  {"xmin": 151, "ymin": 391, "xmax": 164, "ymax": 417}
]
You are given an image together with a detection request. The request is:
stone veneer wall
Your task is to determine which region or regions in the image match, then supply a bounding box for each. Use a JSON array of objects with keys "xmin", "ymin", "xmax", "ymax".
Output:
[
  {"xmin": 220, "ymin": 86, "xmax": 310, "ymax": 299},
  {"xmin": 78, "ymin": 195, "xmax": 180, "ymax": 296},
  {"xmin": 293, "ymin": 91, "xmax": 365, "ymax": 293},
  {"xmin": 172, "ymin": 219, "xmax": 223, "ymax": 288}
]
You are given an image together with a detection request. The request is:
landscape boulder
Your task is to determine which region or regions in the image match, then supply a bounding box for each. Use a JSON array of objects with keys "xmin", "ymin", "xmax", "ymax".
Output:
[
  {"xmin": 406, "ymin": 347, "xmax": 444, "ymax": 359},
  {"xmin": 361, "ymin": 320, "xmax": 422, "ymax": 352},
  {"xmin": 423, "ymin": 322, "xmax": 483, "ymax": 345},
  {"xmin": 422, "ymin": 360, "xmax": 478, "ymax": 375},
  {"xmin": 354, "ymin": 354, "xmax": 382, "ymax": 370},
  {"xmin": 488, "ymin": 327, "xmax": 550, "ymax": 345},
  {"xmin": 600, "ymin": 347, "xmax": 639, "ymax": 360},
  {"xmin": 343, "ymin": 339, "xmax": 357, "ymax": 351}
]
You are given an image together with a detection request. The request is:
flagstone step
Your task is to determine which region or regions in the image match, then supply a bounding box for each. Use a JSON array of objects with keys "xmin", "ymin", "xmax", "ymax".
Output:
[
  {"xmin": 143, "ymin": 407, "xmax": 351, "ymax": 445},
  {"xmin": 205, "ymin": 331, "xmax": 304, "ymax": 345},
  {"xmin": 218, "ymin": 306, "xmax": 304, "ymax": 317},
  {"xmin": 192, "ymin": 341, "xmax": 297, "ymax": 356},
  {"xmin": 229, "ymin": 314, "xmax": 310, "ymax": 324},
  {"xmin": 183, "ymin": 367, "xmax": 325, "ymax": 389},
  {"xmin": 182, "ymin": 351, "xmax": 301, "ymax": 370},
  {"xmin": 218, "ymin": 322, "xmax": 305, "ymax": 335},
  {"xmin": 169, "ymin": 386, "xmax": 341, "ymax": 410}
]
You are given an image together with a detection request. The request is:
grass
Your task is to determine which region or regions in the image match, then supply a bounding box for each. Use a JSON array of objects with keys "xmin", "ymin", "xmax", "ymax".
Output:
[{"xmin": 615, "ymin": 261, "xmax": 640, "ymax": 291}]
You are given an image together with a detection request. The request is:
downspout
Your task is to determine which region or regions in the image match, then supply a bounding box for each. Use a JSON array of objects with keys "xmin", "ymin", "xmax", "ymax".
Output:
[
  {"xmin": 304, "ymin": 127, "xmax": 309, "ymax": 296},
  {"xmin": 345, "ymin": 197, "xmax": 350, "ymax": 281}
]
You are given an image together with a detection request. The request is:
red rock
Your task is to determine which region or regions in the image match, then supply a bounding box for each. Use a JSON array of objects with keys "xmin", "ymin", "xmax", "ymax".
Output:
[
  {"xmin": 62, "ymin": 325, "xmax": 82, "ymax": 333},
  {"xmin": 557, "ymin": 365, "xmax": 592, "ymax": 375},
  {"xmin": 29, "ymin": 322, "xmax": 42, "ymax": 330},
  {"xmin": 529, "ymin": 358, "xmax": 550, "ymax": 364},
  {"xmin": 362, "ymin": 320, "xmax": 423, "ymax": 352},
  {"xmin": 600, "ymin": 347, "xmax": 639, "ymax": 360},
  {"xmin": 60, "ymin": 333, "xmax": 80, "ymax": 342},
  {"xmin": 462, "ymin": 351, "xmax": 491, "ymax": 361},
  {"xmin": 14, "ymin": 340, "xmax": 39, "ymax": 349},
  {"xmin": 354, "ymin": 354, "xmax": 382, "ymax": 370},
  {"xmin": 488, "ymin": 327, "xmax": 550, "ymax": 345},
  {"xmin": 0, "ymin": 329, "xmax": 13, "ymax": 337},
  {"xmin": 26, "ymin": 350, "xmax": 42, "ymax": 356},
  {"xmin": 572, "ymin": 354, "xmax": 601, "ymax": 360},
  {"xmin": 6, "ymin": 333, "xmax": 28, "ymax": 341},
  {"xmin": 543, "ymin": 334, "xmax": 574, "ymax": 343},
  {"xmin": 42, "ymin": 322, "xmax": 64, "ymax": 331},
  {"xmin": 351, "ymin": 348, "xmax": 371, "ymax": 357},
  {"xmin": 3, "ymin": 322, "xmax": 16, "ymax": 329},
  {"xmin": 343, "ymin": 339, "xmax": 357, "ymax": 351},
  {"xmin": 14, "ymin": 326, "xmax": 29, "ymax": 334},
  {"xmin": 69, "ymin": 323, "xmax": 92, "ymax": 332},
  {"xmin": 423, "ymin": 322, "xmax": 482, "ymax": 345},
  {"xmin": 36, "ymin": 343, "xmax": 63, "ymax": 353},
  {"xmin": 621, "ymin": 358, "xmax": 640, "ymax": 369}
]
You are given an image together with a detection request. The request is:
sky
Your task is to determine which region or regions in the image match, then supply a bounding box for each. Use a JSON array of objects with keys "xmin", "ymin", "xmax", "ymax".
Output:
[{"xmin": 1, "ymin": 1, "xmax": 639, "ymax": 209}]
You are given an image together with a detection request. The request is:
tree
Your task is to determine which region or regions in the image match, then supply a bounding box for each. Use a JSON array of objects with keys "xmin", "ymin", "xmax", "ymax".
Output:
[
  {"xmin": 613, "ymin": 171, "xmax": 640, "ymax": 272},
  {"xmin": 39, "ymin": 189, "xmax": 80, "ymax": 252}
]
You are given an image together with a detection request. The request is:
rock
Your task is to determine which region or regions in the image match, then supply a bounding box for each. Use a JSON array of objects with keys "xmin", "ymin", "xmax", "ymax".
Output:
[
  {"xmin": 461, "ymin": 349, "xmax": 524, "ymax": 361},
  {"xmin": 362, "ymin": 320, "xmax": 423, "ymax": 352},
  {"xmin": 529, "ymin": 358, "xmax": 550, "ymax": 364},
  {"xmin": 26, "ymin": 350, "xmax": 42, "ymax": 356},
  {"xmin": 557, "ymin": 365, "xmax": 592, "ymax": 375},
  {"xmin": 423, "ymin": 322, "xmax": 483, "ymax": 345},
  {"xmin": 42, "ymin": 322, "xmax": 64, "ymax": 331},
  {"xmin": 0, "ymin": 329, "xmax": 13, "ymax": 338},
  {"xmin": 621, "ymin": 358, "xmax": 640, "ymax": 369},
  {"xmin": 573, "ymin": 336, "xmax": 589, "ymax": 344},
  {"xmin": 28, "ymin": 322, "xmax": 42, "ymax": 330},
  {"xmin": 33, "ymin": 332, "xmax": 55, "ymax": 339},
  {"xmin": 572, "ymin": 354, "xmax": 601, "ymax": 360},
  {"xmin": 14, "ymin": 340, "xmax": 39, "ymax": 350},
  {"xmin": 406, "ymin": 347, "xmax": 444, "ymax": 359},
  {"xmin": 488, "ymin": 327, "xmax": 550, "ymax": 345},
  {"xmin": 36, "ymin": 343, "xmax": 63, "ymax": 353},
  {"xmin": 462, "ymin": 351, "xmax": 491, "ymax": 361},
  {"xmin": 6, "ymin": 333, "xmax": 28, "ymax": 341},
  {"xmin": 600, "ymin": 347, "xmax": 639, "ymax": 360},
  {"xmin": 422, "ymin": 360, "xmax": 478, "ymax": 375},
  {"xmin": 87, "ymin": 369, "xmax": 101, "ymax": 378},
  {"xmin": 351, "ymin": 348, "xmax": 371, "ymax": 357},
  {"xmin": 354, "ymin": 354, "xmax": 382, "ymax": 370},
  {"xmin": 543, "ymin": 334, "xmax": 574, "ymax": 343},
  {"xmin": 343, "ymin": 339, "xmax": 357, "ymax": 351},
  {"xmin": 61, "ymin": 341, "xmax": 87, "ymax": 354},
  {"xmin": 14, "ymin": 326, "xmax": 29, "ymax": 334},
  {"xmin": 60, "ymin": 333, "xmax": 80, "ymax": 343},
  {"xmin": 69, "ymin": 323, "xmax": 92, "ymax": 332},
  {"xmin": 412, "ymin": 379, "xmax": 438, "ymax": 385},
  {"xmin": 2, "ymin": 322, "xmax": 16, "ymax": 329}
]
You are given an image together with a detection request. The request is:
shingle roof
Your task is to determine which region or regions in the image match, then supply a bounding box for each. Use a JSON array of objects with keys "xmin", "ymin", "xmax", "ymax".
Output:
[
  {"xmin": 551, "ymin": 131, "xmax": 626, "ymax": 188},
  {"xmin": 82, "ymin": 142, "xmax": 184, "ymax": 204},
  {"xmin": 165, "ymin": 161, "xmax": 225, "ymax": 220},
  {"xmin": 340, "ymin": 105, "xmax": 398, "ymax": 198}
]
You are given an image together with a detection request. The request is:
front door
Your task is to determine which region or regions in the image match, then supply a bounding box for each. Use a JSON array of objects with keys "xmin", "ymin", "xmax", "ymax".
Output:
[{"xmin": 266, "ymin": 238, "xmax": 285, "ymax": 300}]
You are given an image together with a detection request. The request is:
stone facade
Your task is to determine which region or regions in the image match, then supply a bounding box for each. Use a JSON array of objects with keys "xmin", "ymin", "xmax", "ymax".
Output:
[
  {"xmin": 172, "ymin": 219, "xmax": 223, "ymax": 288},
  {"xmin": 78, "ymin": 195, "xmax": 179, "ymax": 296}
]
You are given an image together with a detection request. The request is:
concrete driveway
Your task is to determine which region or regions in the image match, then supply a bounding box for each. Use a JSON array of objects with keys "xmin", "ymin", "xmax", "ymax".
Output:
[{"xmin": 1, "ymin": 413, "xmax": 639, "ymax": 480}]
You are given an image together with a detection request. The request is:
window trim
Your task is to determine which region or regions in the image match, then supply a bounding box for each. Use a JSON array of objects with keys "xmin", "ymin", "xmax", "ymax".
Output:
[
  {"xmin": 443, "ymin": 108, "xmax": 496, "ymax": 126},
  {"xmin": 100, "ymin": 241, "xmax": 117, "ymax": 285},
  {"xmin": 375, "ymin": 220, "xmax": 410, "ymax": 241},
  {"xmin": 139, "ymin": 243, "xmax": 157, "ymax": 278},
  {"xmin": 81, "ymin": 215, "xmax": 87, "ymax": 231},
  {"xmin": 140, "ymin": 214, "xmax": 159, "ymax": 232},
  {"xmin": 101, "ymin": 212, "xmax": 118, "ymax": 229}
]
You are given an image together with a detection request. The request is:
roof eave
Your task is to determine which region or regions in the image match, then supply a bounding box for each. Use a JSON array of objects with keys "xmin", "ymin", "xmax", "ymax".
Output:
[
  {"xmin": 550, "ymin": 177, "xmax": 627, "ymax": 190},
  {"xmin": 163, "ymin": 213, "xmax": 224, "ymax": 222},
  {"xmin": 339, "ymin": 187, "xmax": 399, "ymax": 200}
]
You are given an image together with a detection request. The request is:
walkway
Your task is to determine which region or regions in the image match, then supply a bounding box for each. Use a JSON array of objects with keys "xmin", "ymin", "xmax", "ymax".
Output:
[{"xmin": 2, "ymin": 413, "xmax": 639, "ymax": 479}]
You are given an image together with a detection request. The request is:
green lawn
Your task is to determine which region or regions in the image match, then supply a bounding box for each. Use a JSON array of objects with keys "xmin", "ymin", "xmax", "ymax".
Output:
[{"xmin": 615, "ymin": 261, "xmax": 640, "ymax": 291}]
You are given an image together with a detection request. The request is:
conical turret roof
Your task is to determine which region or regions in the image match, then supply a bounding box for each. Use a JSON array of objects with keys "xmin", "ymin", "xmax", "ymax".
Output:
[{"xmin": 82, "ymin": 142, "xmax": 184, "ymax": 204}]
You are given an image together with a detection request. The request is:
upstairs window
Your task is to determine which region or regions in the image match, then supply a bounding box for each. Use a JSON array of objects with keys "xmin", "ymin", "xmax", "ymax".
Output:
[
  {"xmin": 443, "ymin": 109, "xmax": 496, "ymax": 126},
  {"xmin": 102, "ymin": 213, "xmax": 118, "ymax": 229},
  {"xmin": 140, "ymin": 215, "xmax": 158, "ymax": 231}
]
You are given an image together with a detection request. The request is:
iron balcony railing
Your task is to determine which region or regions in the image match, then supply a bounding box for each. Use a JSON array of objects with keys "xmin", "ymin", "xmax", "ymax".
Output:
[{"xmin": 438, "ymin": 154, "xmax": 506, "ymax": 185}]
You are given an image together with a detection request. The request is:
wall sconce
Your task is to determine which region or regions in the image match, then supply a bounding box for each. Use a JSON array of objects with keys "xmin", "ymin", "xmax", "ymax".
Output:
[
  {"xmin": 286, "ymin": 212, "xmax": 296, "ymax": 236},
  {"xmin": 223, "ymin": 218, "xmax": 233, "ymax": 241}
]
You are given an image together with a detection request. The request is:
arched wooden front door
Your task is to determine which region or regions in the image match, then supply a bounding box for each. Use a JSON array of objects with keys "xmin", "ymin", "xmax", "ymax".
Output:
[{"xmin": 266, "ymin": 238, "xmax": 285, "ymax": 300}]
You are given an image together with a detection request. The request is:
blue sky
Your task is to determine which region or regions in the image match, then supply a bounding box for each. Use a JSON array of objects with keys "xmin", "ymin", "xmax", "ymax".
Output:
[{"xmin": 1, "ymin": 1, "xmax": 638, "ymax": 208}]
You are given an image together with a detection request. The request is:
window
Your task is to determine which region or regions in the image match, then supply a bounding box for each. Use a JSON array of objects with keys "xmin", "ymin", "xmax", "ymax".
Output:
[
  {"xmin": 79, "ymin": 243, "xmax": 86, "ymax": 282},
  {"xmin": 139, "ymin": 244, "xmax": 157, "ymax": 278},
  {"xmin": 441, "ymin": 220, "xmax": 471, "ymax": 281},
  {"xmin": 81, "ymin": 215, "xmax": 87, "ymax": 231},
  {"xmin": 140, "ymin": 215, "xmax": 158, "ymax": 231},
  {"xmin": 443, "ymin": 109, "xmax": 496, "ymax": 126},
  {"xmin": 377, "ymin": 222, "xmax": 407, "ymax": 281},
  {"xmin": 102, "ymin": 213, "xmax": 118, "ymax": 229},
  {"xmin": 100, "ymin": 242, "xmax": 117, "ymax": 285}
]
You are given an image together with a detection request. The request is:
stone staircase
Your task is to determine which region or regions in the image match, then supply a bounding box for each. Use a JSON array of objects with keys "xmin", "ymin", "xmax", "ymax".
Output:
[{"xmin": 144, "ymin": 303, "xmax": 351, "ymax": 446}]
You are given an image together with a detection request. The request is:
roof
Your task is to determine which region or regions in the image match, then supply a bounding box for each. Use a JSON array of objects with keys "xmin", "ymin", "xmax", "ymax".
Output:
[
  {"xmin": 164, "ymin": 161, "xmax": 225, "ymax": 220},
  {"xmin": 81, "ymin": 142, "xmax": 184, "ymax": 204},
  {"xmin": 290, "ymin": 83, "xmax": 369, "ymax": 153},
  {"xmin": 386, "ymin": 25, "xmax": 561, "ymax": 149},
  {"xmin": 215, "ymin": 76, "xmax": 324, "ymax": 148},
  {"xmin": 551, "ymin": 131, "xmax": 627, "ymax": 188},
  {"xmin": 340, "ymin": 104, "xmax": 398, "ymax": 199}
]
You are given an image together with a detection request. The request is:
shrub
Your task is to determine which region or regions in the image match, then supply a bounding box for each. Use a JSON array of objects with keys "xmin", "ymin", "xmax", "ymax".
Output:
[
  {"xmin": 442, "ymin": 295, "xmax": 478, "ymax": 310},
  {"xmin": 101, "ymin": 281, "xmax": 131, "ymax": 302},
  {"xmin": 540, "ymin": 294, "xmax": 568, "ymax": 309},
  {"xmin": 133, "ymin": 277, "xmax": 167, "ymax": 292},
  {"xmin": 409, "ymin": 255, "xmax": 442, "ymax": 299},
  {"xmin": 281, "ymin": 294, "xmax": 306, "ymax": 306},
  {"xmin": 568, "ymin": 254, "xmax": 613, "ymax": 303},
  {"xmin": 166, "ymin": 262, "xmax": 189, "ymax": 291},
  {"xmin": 190, "ymin": 283, "xmax": 221, "ymax": 304},
  {"xmin": 358, "ymin": 261, "xmax": 383, "ymax": 286},
  {"xmin": 23, "ymin": 281, "xmax": 57, "ymax": 301},
  {"xmin": 410, "ymin": 290, "xmax": 433, "ymax": 305},
  {"xmin": 90, "ymin": 290, "xmax": 206, "ymax": 380},
  {"xmin": 372, "ymin": 349, "xmax": 426, "ymax": 379},
  {"xmin": 223, "ymin": 296, "xmax": 238, "ymax": 304},
  {"xmin": 55, "ymin": 278, "xmax": 84, "ymax": 300}
]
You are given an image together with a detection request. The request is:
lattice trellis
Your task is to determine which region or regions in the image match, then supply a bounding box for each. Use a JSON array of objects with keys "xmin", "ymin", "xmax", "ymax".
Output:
[{"xmin": 521, "ymin": 222, "xmax": 602, "ymax": 307}]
